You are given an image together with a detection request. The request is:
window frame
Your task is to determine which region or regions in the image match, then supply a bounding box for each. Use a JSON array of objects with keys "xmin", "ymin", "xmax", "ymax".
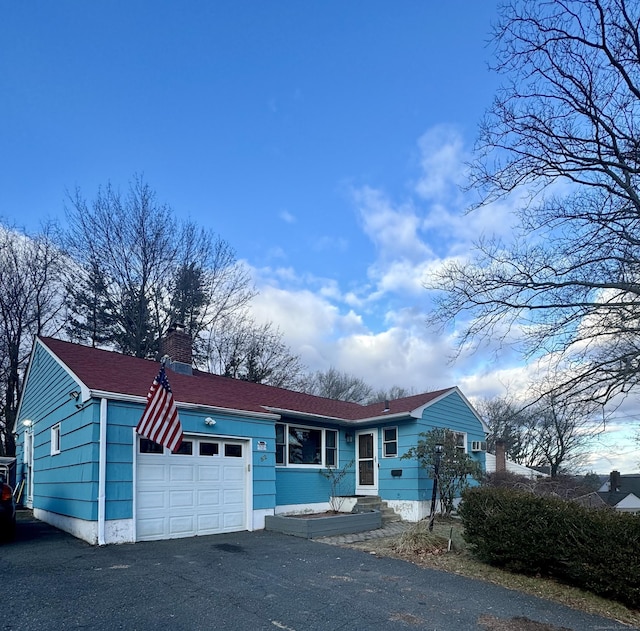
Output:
[
  {"xmin": 275, "ymin": 423, "xmax": 339, "ymax": 468},
  {"xmin": 51, "ymin": 423, "xmax": 61, "ymax": 456},
  {"xmin": 325, "ymin": 429, "xmax": 338, "ymax": 467},
  {"xmin": 453, "ymin": 431, "xmax": 467, "ymax": 453},
  {"xmin": 382, "ymin": 426, "xmax": 398, "ymax": 458}
]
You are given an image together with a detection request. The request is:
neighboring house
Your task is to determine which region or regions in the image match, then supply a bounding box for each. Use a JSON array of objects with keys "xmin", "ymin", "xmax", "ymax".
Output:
[
  {"xmin": 485, "ymin": 439, "xmax": 550, "ymax": 479},
  {"xmin": 484, "ymin": 453, "xmax": 549, "ymax": 479},
  {"xmin": 597, "ymin": 471, "xmax": 640, "ymax": 513},
  {"xmin": 13, "ymin": 333, "xmax": 488, "ymax": 545}
]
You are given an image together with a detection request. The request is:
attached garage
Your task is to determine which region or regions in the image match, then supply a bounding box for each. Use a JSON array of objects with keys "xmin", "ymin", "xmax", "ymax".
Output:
[{"xmin": 135, "ymin": 435, "xmax": 249, "ymax": 541}]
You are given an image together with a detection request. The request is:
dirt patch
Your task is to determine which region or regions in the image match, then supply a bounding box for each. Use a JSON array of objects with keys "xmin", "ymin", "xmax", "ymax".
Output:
[{"xmin": 289, "ymin": 512, "xmax": 341, "ymax": 518}]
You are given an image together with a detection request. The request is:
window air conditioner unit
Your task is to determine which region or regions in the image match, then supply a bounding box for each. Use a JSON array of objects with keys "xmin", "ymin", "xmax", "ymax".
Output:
[{"xmin": 471, "ymin": 441, "xmax": 487, "ymax": 452}]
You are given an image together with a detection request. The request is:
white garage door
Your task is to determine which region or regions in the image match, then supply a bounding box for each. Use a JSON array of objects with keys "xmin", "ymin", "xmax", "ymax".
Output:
[{"xmin": 136, "ymin": 436, "xmax": 248, "ymax": 541}]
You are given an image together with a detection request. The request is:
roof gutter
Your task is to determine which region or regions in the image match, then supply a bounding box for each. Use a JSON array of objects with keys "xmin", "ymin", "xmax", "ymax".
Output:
[{"xmin": 263, "ymin": 407, "xmax": 413, "ymax": 425}]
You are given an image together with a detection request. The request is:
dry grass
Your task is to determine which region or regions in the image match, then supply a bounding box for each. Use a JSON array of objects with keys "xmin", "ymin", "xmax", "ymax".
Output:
[{"xmin": 349, "ymin": 518, "xmax": 640, "ymax": 629}]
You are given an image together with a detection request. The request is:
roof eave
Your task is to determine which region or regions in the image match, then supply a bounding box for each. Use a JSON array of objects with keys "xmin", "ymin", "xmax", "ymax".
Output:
[
  {"xmin": 263, "ymin": 406, "xmax": 414, "ymax": 425},
  {"xmin": 89, "ymin": 389, "xmax": 281, "ymax": 420}
]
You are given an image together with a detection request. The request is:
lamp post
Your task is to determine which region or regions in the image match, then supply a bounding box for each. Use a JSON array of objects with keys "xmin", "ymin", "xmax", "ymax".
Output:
[{"xmin": 428, "ymin": 442, "xmax": 443, "ymax": 532}]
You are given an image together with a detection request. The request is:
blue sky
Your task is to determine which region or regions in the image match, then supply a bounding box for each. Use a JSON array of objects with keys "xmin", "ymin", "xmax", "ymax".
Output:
[{"xmin": 1, "ymin": 2, "xmax": 636, "ymax": 472}]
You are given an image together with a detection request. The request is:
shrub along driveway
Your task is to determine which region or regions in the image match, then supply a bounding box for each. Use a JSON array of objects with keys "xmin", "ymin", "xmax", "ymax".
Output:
[{"xmin": 1, "ymin": 513, "xmax": 635, "ymax": 631}]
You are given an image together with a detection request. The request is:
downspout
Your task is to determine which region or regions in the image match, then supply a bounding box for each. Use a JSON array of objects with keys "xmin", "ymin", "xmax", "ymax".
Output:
[{"xmin": 98, "ymin": 398, "xmax": 107, "ymax": 545}]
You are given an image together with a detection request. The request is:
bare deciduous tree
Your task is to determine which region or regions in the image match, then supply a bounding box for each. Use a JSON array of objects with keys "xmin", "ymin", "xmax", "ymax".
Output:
[
  {"xmin": 302, "ymin": 367, "xmax": 374, "ymax": 403},
  {"xmin": 430, "ymin": 0, "xmax": 640, "ymax": 409},
  {"xmin": 64, "ymin": 176, "xmax": 253, "ymax": 360},
  {"xmin": 480, "ymin": 392, "xmax": 597, "ymax": 476},
  {"xmin": 367, "ymin": 385, "xmax": 416, "ymax": 404},
  {"xmin": 0, "ymin": 223, "xmax": 66, "ymax": 455},
  {"xmin": 207, "ymin": 314, "xmax": 306, "ymax": 389}
]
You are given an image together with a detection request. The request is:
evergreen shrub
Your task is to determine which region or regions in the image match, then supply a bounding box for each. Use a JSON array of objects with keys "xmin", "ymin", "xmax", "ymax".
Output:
[{"xmin": 459, "ymin": 487, "xmax": 640, "ymax": 609}]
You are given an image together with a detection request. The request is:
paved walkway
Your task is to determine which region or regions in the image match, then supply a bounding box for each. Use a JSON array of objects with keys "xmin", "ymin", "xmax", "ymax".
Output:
[{"xmin": 315, "ymin": 519, "xmax": 412, "ymax": 545}]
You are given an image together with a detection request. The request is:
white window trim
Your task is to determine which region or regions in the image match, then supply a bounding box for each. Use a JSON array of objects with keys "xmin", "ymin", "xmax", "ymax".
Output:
[
  {"xmin": 453, "ymin": 431, "xmax": 467, "ymax": 453},
  {"xmin": 275, "ymin": 422, "xmax": 339, "ymax": 468},
  {"xmin": 51, "ymin": 423, "xmax": 61, "ymax": 455},
  {"xmin": 382, "ymin": 426, "xmax": 398, "ymax": 458}
]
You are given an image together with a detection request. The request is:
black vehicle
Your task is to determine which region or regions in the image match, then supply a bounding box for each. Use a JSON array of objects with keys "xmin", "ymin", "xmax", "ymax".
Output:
[{"xmin": 0, "ymin": 465, "xmax": 16, "ymax": 541}]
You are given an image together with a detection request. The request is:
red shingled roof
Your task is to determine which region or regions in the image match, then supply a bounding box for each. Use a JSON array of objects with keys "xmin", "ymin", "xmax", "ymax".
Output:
[{"xmin": 39, "ymin": 337, "xmax": 454, "ymax": 423}]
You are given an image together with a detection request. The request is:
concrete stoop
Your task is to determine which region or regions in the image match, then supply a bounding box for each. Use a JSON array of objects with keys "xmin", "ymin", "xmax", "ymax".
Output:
[{"xmin": 351, "ymin": 495, "xmax": 401, "ymax": 523}]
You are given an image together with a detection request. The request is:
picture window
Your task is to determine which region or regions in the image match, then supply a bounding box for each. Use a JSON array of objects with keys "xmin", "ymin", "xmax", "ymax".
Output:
[{"xmin": 276, "ymin": 424, "xmax": 339, "ymax": 467}]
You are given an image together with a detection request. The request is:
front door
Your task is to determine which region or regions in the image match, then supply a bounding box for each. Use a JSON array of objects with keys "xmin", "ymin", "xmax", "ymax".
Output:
[{"xmin": 355, "ymin": 430, "xmax": 378, "ymax": 495}]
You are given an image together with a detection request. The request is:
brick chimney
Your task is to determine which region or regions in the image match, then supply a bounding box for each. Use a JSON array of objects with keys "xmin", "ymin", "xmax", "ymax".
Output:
[
  {"xmin": 495, "ymin": 439, "xmax": 506, "ymax": 473},
  {"xmin": 610, "ymin": 470, "xmax": 621, "ymax": 492},
  {"xmin": 160, "ymin": 323, "xmax": 193, "ymax": 375}
]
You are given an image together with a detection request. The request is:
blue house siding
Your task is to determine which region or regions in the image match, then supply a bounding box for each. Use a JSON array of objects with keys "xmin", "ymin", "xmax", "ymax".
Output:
[
  {"xmin": 104, "ymin": 400, "xmax": 278, "ymax": 520},
  {"xmin": 274, "ymin": 427, "xmax": 356, "ymax": 507},
  {"xmin": 16, "ymin": 345, "xmax": 100, "ymax": 521},
  {"xmin": 377, "ymin": 421, "xmax": 420, "ymax": 502},
  {"xmin": 414, "ymin": 391, "xmax": 487, "ymax": 500}
]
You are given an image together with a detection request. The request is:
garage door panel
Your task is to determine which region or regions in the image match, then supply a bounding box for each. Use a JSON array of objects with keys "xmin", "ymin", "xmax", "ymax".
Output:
[
  {"xmin": 223, "ymin": 488, "xmax": 244, "ymax": 505},
  {"xmin": 137, "ymin": 490, "xmax": 166, "ymax": 511},
  {"xmin": 197, "ymin": 514, "xmax": 221, "ymax": 532},
  {"xmin": 136, "ymin": 438, "xmax": 248, "ymax": 542},
  {"xmin": 169, "ymin": 465, "xmax": 195, "ymax": 482},
  {"xmin": 169, "ymin": 515, "xmax": 195, "ymax": 536},
  {"xmin": 169, "ymin": 489, "xmax": 196, "ymax": 509},
  {"xmin": 197, "ymin": 489, "xmax": 220, "ymax": 507},
  {"xmin": 223, "ymin": 512, "xmax": 244, "ymax": 529},
  {"xmin": 137, "ymin": 517, "xmax": 165, "ymax": 539},
  {"xmin": 197, "ymin": 465, "xmax": 221, "ymax": 482},
  {"xmin": 139, "ymin": 463, "xmax": 167, "ymax": 482},
  {"xmin": 223, "ymin": 466, "xmax": 244, "ymax": 482}
]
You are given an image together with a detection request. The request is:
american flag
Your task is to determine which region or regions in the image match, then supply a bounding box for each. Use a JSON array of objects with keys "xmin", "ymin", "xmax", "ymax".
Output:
[{"xmin": 136, "ymin": 364, "xmax": 183, "ymax": 453}]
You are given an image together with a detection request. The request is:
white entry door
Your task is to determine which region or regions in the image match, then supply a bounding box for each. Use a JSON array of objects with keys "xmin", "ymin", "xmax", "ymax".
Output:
[
  {"xmin": 136, "ymin": 436, "xmax": 248, "ymax": 541},
  {"xmin": 355, "ymin": 429, "xmax": 378, "ymax": 495}
]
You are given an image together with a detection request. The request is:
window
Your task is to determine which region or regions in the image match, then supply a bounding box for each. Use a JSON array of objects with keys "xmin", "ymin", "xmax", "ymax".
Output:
[
  {"xmin": 225, "ymin": 444, "xmax": 242, "ymax": 458},
  {"xmin": 275, "ymin": 423, "xmax": 286, "ymax": 465},
  {"xmin": 199, "ymin": 442, "xmax": 219, "ymax": 456},
  {"xmin": 139, "ymin": 438, "xmax": 163, "ymax": 454},
  {"xmin": 383, "ymin": 427, "xmax": 398, "ymax": 458},
  {"xmin": 173, "ymin": 441, "xmax": 193, "ymax": 455},
  {"xmin": 51, "ymin": 424, "xmax": 61, "ymax": 455},
  {"xmin": 453, "ymin": 432, "xmax": 467, "ymax": 453},
  {"xmin": 325, "ymin": 430, "xmax": 337, "ymax": 467},
  {"xmin": 289, "ymin": 426, "xmax": 322, "ymax": 464},
  {"xmin": 276, "ymin": 424, "xmax": 338, "ymax": 467}
]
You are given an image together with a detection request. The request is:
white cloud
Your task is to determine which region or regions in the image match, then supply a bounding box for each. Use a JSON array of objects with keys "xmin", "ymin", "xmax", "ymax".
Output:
[
  {"xmin": 279, "ymin": 210, "xmax": 296, "ymax": 224},
  {"xmin": 414, "ymin": 125, "xmax": 468, "ymax": 202},
  {"xmin": 354, "ymin": 187, "xmax": 433, "ymax": 263},
  {"xmin": 242, "ymin": 122, "xmax": 640, "ymax": 475}
]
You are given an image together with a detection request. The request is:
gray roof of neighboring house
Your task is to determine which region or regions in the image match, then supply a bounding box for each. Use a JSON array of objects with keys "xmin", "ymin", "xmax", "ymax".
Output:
[{"xmin": 597, "ymin": 474, "xmax": 640, "ymax": 508}]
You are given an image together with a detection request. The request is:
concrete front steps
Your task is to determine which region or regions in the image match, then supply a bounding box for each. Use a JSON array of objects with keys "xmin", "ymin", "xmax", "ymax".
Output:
[{"xmin": 351, "ymin": 495, "xmax": 401, "ymax": 524}]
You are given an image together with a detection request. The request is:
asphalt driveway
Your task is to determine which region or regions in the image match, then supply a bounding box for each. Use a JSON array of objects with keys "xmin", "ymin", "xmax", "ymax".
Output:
[{"xmin": 1, "ymin": 513, "xmax": 635, "ymax": 631}]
